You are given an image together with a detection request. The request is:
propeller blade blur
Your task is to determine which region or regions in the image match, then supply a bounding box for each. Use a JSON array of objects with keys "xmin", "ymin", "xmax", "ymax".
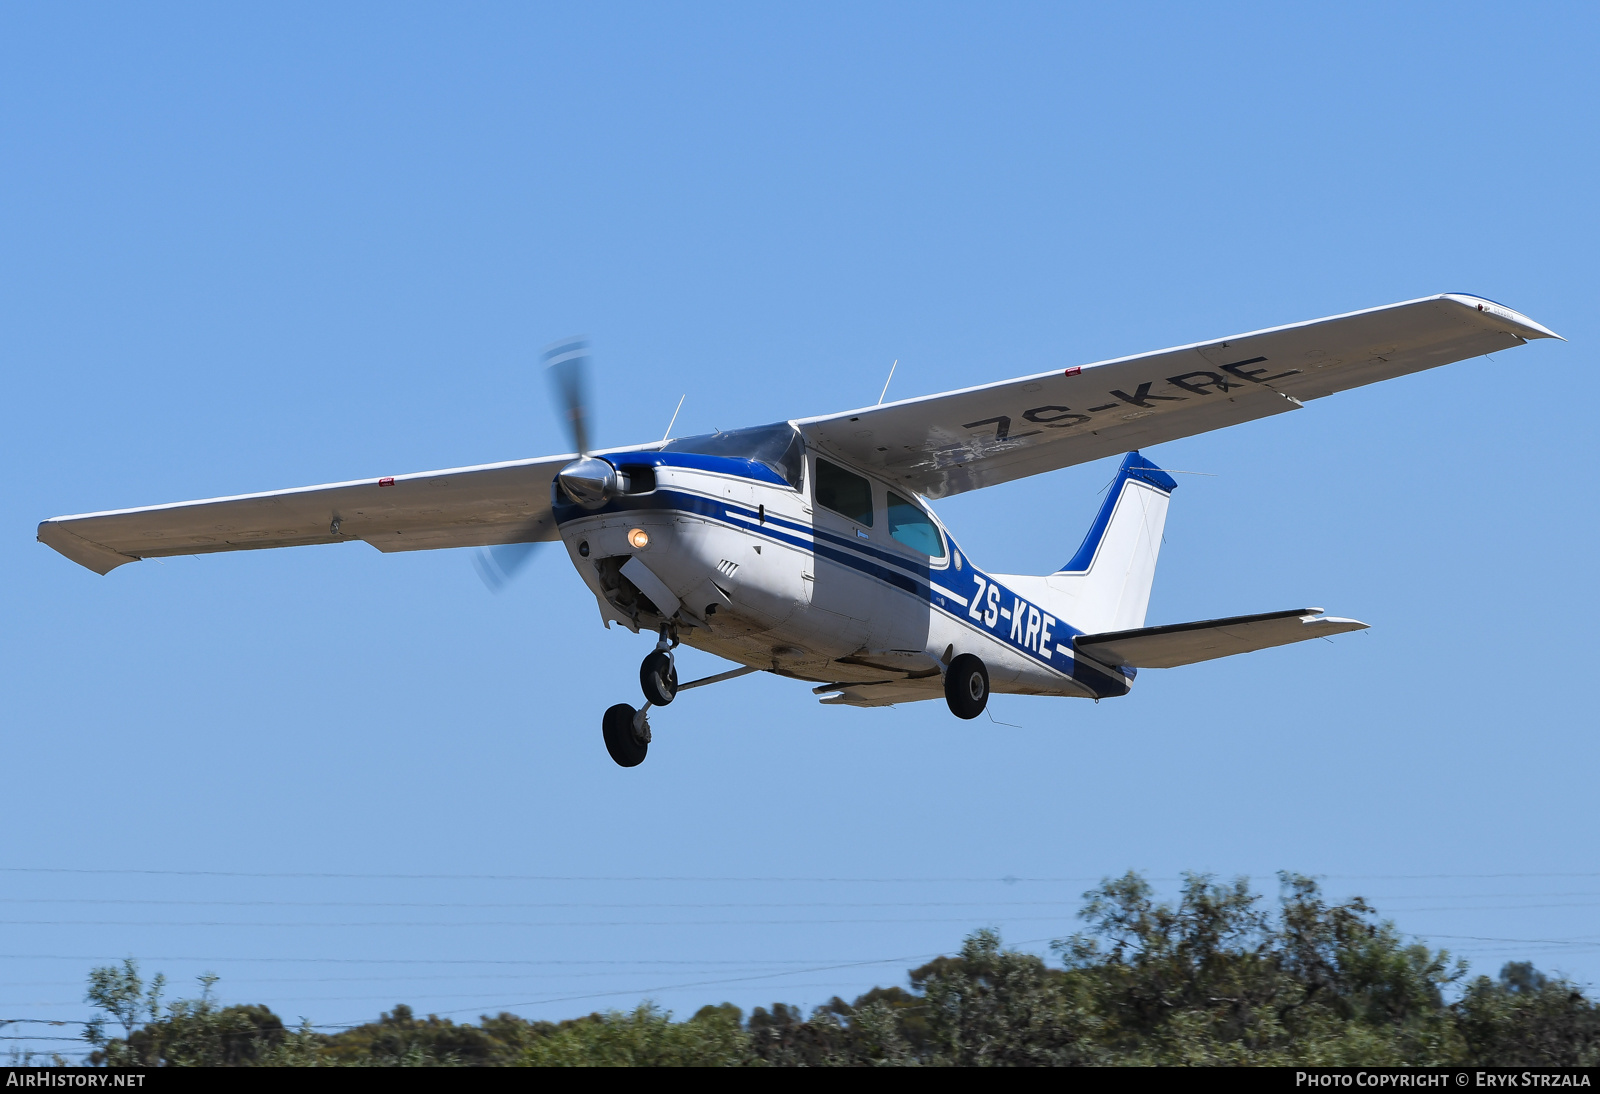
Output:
[
  {"xmin": 472, "ymin": 336, "xmax": 590, "ymax": 593},
  {"xmin": 543, "ymin": 337, "xmax": 592, "ymax": 457},
  {"xmin": 473, "ymin": 541, "xmax": 544, "ymax": 593}
]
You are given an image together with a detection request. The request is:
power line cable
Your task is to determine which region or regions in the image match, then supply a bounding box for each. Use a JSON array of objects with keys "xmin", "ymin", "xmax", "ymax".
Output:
[
  {"xmin": 11, "ymin": 930, "xmax": 1598, "ymax": 1036},
  {"xmin": 0, "ymin": 968, "xmax": 830, "ymax": 989},
  {"xmin": 0, "ymin": 953, "xmax": 918, "ymax": 966},
  {"xmin": 8, "ymin": 866, "xmax": 1600, "ymax": 883},
  {"xmin": 0, "ymin": 867, "xmax": 1096, "ymax": 883},
  {"xmin": 5, "ymin": 894, "xmax": 1600, "ymax": 909},
  {"xmin": 9, "ymin": 900, "xmax": 1600, "ymax": 928},
  {"xmin": 0, "ymin": 897, "xmax": 1086, "ymax": 910},
  {"xmin": 320, "ymin": 934, "xmax": 1068, "ymax": 1028},
  {"xmin": 1, "ymin": 981, "xmax": 895, "ymax": 1010},
  {"xmin": 2, "ymin": 940, "xmax": 1038, "ymax": 1033},
  {"xmin": 0, "ymin": 916, "xmax": 1082, "ymax": 929}
]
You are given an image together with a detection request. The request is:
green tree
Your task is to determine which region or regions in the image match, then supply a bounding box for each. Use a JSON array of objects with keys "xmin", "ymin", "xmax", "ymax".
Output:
[
  {"xmin": 1455, "ymin": 962, "xmax": 1600, "ymax": 1066},
  {"xmin": 911, "ymin": 929, "xmax": 1095, "ymax": 1065},
  {"xmin": 86, "ymin": 966, "xmax": 285, "ymax": 1067},
  {"xmin": 1055, "ymin": 871, "xmax": 1465, "ymax": 1065},
  {"xmin": 319, "ymin": 1004, "xmax": 540, "ymax": 1066},
  {"xmin": 520, "ymin": 1003, "xmax": 751, "ymax": 1066},
  {"xmin": 84, "ymin": 959, "xmax": 166, "ymax": 1066},
  {"xmin": 75, "ymin": 871, "xmax": 1600, "ymax": 1068}
]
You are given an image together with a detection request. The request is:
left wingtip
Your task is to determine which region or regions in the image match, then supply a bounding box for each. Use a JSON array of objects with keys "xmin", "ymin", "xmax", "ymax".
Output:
[{"xmin": 37, "ymin": 520, "xmax": 138, "ymax": 575}]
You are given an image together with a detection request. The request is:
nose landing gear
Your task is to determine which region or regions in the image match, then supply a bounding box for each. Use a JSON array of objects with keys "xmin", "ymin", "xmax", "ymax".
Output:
[
  {"xmin": 602, "ymin": 703, "xmax": 651, "ymax": 767},
  {"xmin": 600, "ymin": 629, "xmax": 760, "ymax": 766},
  {"xmin": 640, "ymin": 650, "xmax": 678, "ymax": 706},
  {"xmin": 636, "ymin": 623, "xmax": 681, "ymax": 710},
  {"xmin": 640, "ymin": 625, "xmax": 680, "ymax": 706}
]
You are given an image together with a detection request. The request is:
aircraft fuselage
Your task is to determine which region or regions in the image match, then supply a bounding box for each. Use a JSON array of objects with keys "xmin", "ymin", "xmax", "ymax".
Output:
[{"xmin": 552, "ymin": 447, "xmax": 1130, "ymax": 706}]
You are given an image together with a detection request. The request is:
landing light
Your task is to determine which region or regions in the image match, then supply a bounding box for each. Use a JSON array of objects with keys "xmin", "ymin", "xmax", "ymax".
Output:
[{"xmin": 628, "ymin": 528, "xmax": 650, "ymax": 549}]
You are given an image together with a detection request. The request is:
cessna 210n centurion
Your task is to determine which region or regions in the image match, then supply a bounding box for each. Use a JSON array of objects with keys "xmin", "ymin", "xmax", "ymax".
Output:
[{"xmin": 39, "ymin": 293, "xmax": 1559, "ymax": 766}]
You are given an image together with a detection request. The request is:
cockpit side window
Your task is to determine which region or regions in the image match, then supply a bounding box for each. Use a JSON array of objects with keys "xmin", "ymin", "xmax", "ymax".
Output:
[
  {"xmin": 815, "ymin": 458, "xmax": 873, "ymax": 526},
  {"xmin": 887, "ymin": 491, "xmax": 945, "ymax": 557}
]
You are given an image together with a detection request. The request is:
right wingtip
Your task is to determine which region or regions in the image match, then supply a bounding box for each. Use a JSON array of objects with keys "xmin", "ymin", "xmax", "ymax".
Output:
[{"xmin": 1442, "ymin": 293, "xmax": 1563, "ymax": 341}]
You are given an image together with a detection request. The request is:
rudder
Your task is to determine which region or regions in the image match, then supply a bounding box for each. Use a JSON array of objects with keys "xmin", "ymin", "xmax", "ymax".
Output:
[{"xmin": 1046, "ymin": 452, "xmax": 1176, "ymax": 634}]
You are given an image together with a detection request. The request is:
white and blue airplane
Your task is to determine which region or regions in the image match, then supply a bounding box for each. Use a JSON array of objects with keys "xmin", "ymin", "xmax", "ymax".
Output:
[{"xmin": 39, "ymin": 293, "xmax": 1559, "ymax": 766}]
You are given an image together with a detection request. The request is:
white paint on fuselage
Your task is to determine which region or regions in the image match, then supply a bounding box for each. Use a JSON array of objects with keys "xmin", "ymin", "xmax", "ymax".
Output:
[{"xmin": 556, "ymin": 453, "xmax": 1124, "ymax": 703}]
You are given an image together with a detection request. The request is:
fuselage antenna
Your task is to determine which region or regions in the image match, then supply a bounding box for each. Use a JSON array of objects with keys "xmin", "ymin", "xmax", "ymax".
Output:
[
  {"xmin": 878, "ymin": 359, "xmax": 898, "ymax": 405},
  {"xmin": 661, "ymin": 394, "xmax": 686, "ymax": 442}
]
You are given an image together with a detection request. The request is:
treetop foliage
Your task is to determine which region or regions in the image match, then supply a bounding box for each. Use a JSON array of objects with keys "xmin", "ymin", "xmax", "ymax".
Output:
[{"xmin": 67, "ymin": 872, "xmax": 1598, "ymax": 1067}]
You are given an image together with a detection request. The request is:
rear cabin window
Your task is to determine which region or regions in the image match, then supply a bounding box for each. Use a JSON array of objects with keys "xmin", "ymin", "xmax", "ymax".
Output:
[
  {"xmin": 815, "ymin": 459, "xmax": 873, "ymax": 526},
  {"xmin": 887, "ymin": 491, "xmax": 945, "ymax": 557}
]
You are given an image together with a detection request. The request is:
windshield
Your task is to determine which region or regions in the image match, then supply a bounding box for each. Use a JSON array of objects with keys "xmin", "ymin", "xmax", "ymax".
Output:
[{"xmin": 662, "ymin": 422, "xmax": 804, "ymax": 490}]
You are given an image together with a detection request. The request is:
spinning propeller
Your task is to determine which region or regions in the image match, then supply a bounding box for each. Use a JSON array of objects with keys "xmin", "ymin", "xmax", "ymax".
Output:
[{"xmin": 472, "ymin": 337, "xmax": 599, "ymax": 592}]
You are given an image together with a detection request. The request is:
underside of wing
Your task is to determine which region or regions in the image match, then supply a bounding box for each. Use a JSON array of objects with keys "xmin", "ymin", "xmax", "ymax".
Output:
[
  {"xmin": 1074, "ymin": 608, "xmax": 1368, "ymax": 669},
  {"xmin": 38, "ymin": 454, "xmax": 581, "ymax": 574},
  {"xmin": 796, "ymin": 294, "xmax": 1559, "ymax": 498}
]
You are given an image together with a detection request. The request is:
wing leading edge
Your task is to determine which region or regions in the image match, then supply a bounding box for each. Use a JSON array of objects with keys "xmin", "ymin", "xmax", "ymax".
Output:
[
  {"xmin": 796, "ymin": 293, "xmax": 1560, "ymax": 499},
  {"xmin": 38, "ymin": 454, "xmax": 582, "ymax": 575}
]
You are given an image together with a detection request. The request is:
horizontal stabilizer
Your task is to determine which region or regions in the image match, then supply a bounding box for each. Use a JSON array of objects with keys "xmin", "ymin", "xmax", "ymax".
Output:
[{"xmin": 1074, "ymin": 608, "xmax": 1367, "ymax": 669}]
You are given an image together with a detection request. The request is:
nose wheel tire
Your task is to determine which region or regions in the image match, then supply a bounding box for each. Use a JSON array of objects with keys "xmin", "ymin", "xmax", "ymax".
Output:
[
  {"xmin": 640, "ymin": 650, "xmax": 678, "ymax": 706},
  {"xmin": 603, "ymin": 703, "xmax": 650, "ymax": 767},
  {"xmin": 944, "ymin": 654, "xmax": 990, "ymax": 720}
]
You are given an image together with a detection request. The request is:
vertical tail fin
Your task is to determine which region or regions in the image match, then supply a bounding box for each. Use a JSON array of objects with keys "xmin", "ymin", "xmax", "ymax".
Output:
[{"xmin": 1046, "ymin": 452, "xmax": 1176, "ymax": 634}]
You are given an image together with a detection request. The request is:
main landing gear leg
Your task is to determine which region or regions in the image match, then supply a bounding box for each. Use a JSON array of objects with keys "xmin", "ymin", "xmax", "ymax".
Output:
[{"xmin": 600, "ymin": 657, "xmax": 761, "ymax": 768}]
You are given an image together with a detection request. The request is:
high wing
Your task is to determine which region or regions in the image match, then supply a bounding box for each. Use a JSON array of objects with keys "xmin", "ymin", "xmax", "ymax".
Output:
[
  {"xmin": 1073, "ymin": 608, "xmax": 1368, "ymax": 670},
  {"xmin": 38, "ymin": 452, "xmax": 591, "ymax": 575},
  {"xmin": 796, "ymin": 293, "xmax": 1560, "ymax": 499},
  {"xmin": 40, "ymin": 293, "xmax": 1561, "ymax": 575}
]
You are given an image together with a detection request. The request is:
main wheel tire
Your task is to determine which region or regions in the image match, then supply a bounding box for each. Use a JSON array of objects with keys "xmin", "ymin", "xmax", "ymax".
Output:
[
  {"xmin": 602, "ymin": 703, "xmax": 649, "ymax": 767},
  {"xmin": 943, "ymin": 654, "xmax": 990, "ymax": 720},
  {"xmin": 640, "ymin": 650, "xmax": 678, "ymax": 706}
]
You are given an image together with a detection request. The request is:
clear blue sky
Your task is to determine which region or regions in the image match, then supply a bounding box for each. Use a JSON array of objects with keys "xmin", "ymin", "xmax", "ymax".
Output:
[{"xmin": 3, "ymin": 2, "xmax": 1596, "ymax": 1048}]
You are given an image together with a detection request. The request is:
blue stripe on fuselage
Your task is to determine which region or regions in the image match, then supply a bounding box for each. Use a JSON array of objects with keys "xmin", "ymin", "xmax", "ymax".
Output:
[{"xmin": 555, "ymin": 478, "xmax": 1130, "ymax": 697}]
